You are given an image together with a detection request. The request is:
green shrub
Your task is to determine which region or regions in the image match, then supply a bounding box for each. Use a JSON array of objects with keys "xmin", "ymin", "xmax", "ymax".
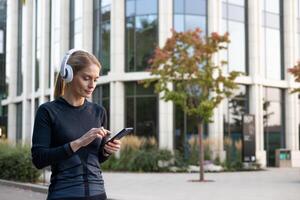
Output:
[
  {"xmin": 101, "ymin": 136, "xmax": 174, "ymax": 172},
  {"xmin": 0, "ymin": 141, "xmax": 41, "ymax": 182}
]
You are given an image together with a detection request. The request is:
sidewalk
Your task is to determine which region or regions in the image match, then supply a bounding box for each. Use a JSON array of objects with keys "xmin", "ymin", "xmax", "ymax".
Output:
[
  {"xmin": 0, "ymin": 168, "xmax": 299, "ymax": 200},
  {"xmin": 103, "ymin": 168, "xmax": 300, "ymax": 200}
]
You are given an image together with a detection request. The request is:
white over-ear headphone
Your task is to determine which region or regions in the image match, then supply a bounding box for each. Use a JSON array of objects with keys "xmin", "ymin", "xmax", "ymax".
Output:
[{"xmin": 60, "ymin": 49, "xmax": 88, "ymax": 83}]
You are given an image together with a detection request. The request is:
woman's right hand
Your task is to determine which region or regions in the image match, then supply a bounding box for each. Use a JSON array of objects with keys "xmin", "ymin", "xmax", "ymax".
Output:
[{"xmin": 70, "ymin": 127, "xmax": 107, "ymax": 152}]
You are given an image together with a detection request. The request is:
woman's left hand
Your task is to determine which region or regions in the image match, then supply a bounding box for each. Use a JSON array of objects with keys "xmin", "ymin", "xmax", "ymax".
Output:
[{"xmin": 104, "ymin": 140, "xmax": 121, "ymax": 155}]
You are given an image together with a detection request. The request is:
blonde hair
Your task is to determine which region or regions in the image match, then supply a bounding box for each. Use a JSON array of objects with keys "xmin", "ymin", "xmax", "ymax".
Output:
[{"xmin": 54, "ymin": 50, "xmax": 101, "ymax": 99}]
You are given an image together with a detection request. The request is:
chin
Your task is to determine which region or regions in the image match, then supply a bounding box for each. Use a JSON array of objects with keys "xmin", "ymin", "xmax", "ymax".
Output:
[{"xmin": 85, "ymin": 93, "xmax": 93, "ymax": 98}]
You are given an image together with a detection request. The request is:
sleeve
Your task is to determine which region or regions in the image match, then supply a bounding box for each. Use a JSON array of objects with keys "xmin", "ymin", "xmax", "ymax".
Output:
[
  {"xmin": 98, "ymin": 106, "xmax": 111, "ymax": 163},
  {"xmin": 31, "ymin": 105, "xmax": 74, "ymax": 169}
]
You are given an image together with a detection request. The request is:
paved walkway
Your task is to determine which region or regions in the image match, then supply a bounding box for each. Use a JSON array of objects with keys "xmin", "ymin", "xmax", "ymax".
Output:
[
  {"xmin": 0, "ymin": 168, "xmax": 299, "ymax": 200},
  {"xmin": 0, "ymin": 184, "xmax": 46, "ymax": 200},
  {"xmin": 103, "ymin": 168, "xmax": 300, "ymax": 200}
]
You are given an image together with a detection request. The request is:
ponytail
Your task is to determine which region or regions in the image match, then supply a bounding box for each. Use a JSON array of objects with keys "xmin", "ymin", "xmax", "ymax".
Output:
[{"xmin": 54, "ymin": 74, "xmax": 65, "ymax": 99}]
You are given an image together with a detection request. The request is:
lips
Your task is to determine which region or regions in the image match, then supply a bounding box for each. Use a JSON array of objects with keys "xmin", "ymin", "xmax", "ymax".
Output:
[{"xmin": 86, "ymin": 90, "xmax": 93, "ymax": 94}]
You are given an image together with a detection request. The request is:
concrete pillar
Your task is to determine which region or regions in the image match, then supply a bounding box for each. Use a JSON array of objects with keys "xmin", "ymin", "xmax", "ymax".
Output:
[
  {"xmin": 248, "ymin": 0, "xmax": 266, "ymax": 167},
  {"xmin": 284, "ymin": 0, "xmax": 300, "ymax": 167},
  {"xmin": 207, "ymin": 0, "xmax": 226, "ymax": 161},
  {"xmin": 109, "ymin": 0, "xmax": 125, "ymax": 133},
  {"xmin": 60, "ymin": 0, "xmax": 70, "ymax": 54},
  {"xmin": 110, "ymin": 82, "xmax": 124, "ymax": 133},
  {"xmin": 22, "ymin": 0, "xmax": 34, "ymax": 145},
  {"xmin": 6, "ymin": 0, "xmax": 19, "ymax": 143},
  {"xmin": 82, "ymin": 0, "xmax": 93, "ymax": 52},
  {"xmin": 158, "ymin": 0, "xmax": 173, "ymax": 150},
  {"xmin": 40, "ymin": 0, "xmax": 50, "ymax": 103}
]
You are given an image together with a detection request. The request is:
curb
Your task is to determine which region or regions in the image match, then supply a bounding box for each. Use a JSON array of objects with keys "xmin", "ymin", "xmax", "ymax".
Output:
[{"xmin": 0, "ymin": 179, "xmax": 48, "ymax": 194}]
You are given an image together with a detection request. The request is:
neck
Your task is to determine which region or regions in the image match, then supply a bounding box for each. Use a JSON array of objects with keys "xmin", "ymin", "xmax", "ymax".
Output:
[{"xmin": 62, "ymin": 91, "xmax": 85, "ymax": 107}]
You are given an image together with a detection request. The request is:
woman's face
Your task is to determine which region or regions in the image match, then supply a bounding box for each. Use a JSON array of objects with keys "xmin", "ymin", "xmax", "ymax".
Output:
[{"xmin": 69, "ymin": 64, "xmax": 100, "ymax": 98}]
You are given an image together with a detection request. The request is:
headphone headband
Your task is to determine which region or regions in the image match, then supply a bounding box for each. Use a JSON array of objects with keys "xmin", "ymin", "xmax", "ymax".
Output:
[{"xmin": 60, "ymin": 49, "xmax": 91, "ymax": 83}]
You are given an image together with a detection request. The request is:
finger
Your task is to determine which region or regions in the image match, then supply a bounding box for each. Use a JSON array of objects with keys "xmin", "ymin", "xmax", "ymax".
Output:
[
  {"xmin": 111, "ymin": 139, "xmax": 121, "ymax": 145},
  {"xmin": 94, "ymin": 128, "xmax": 106, "ymax": 137},
  {"xmin": 107, "ymin": 140, "xmax": 121, "ymax": 147},
  {"xmin": 100, "ymin": 126, "xmax": 112, "ymax": 135},
  {"xmin": 104, "ymin": 146, "xmax": 119, "ymax": 153},
  {"xmin": 105, "ymin": 143, "xmax": 121, "ymax": 151}
]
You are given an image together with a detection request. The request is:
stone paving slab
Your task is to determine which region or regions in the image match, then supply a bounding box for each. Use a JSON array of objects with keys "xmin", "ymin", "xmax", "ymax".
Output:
[
  {"xmin": 0, "ymin": 168, "xmax": 299, "ymax": 200},
  {"xmin": 103, "ymin": 168, "xmax": 300, "ymax": 200}
]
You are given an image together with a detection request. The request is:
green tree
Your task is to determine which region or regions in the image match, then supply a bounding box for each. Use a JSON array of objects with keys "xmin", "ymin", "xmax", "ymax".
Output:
[
  {"xmin": 288, "ymin": 61, "xmax": 300, "ymax": 93},
  {"xmin": 144, "ymin": 28, "xmax": 242, "ymax": 181}
]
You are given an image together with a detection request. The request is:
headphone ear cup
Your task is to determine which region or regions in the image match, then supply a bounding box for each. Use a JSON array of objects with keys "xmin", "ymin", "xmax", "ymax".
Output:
[{"xmin": 64, "ymin": 64, "xmax": 73, "ymax": 83}]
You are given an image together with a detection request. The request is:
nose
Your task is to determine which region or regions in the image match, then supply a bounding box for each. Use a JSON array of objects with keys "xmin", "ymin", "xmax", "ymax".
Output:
[{"xmin": 88, "ymin": 80, "xmax": 95, "ymax": 89}]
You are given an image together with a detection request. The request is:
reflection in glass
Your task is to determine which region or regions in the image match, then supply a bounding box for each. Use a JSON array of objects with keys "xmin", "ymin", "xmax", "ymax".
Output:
[
  {"xmin": 16, "ymin": 103, "xmax": 22, "ymax": 143},
  {"xmin": 70, "ymin": 0, "xmax": 83, "ymax": 49},
  {"xmin": 17, "ymin": 0, "xmax": 23, "ymax": 96},
  {"xmin": 264, "ymin": 0, "xmax": 279, "ymax": 13},
  {"xmin": 223, "ymin": 85, "xmax": 248, "ymax": 162},
  {"xmin": 125, "ymin": 0, "xmax": 158, "ymax": 72},
  {"xmin": 262, "ymin": 0, "xmax": 282, "ymax": 80},
  {"xmin": 223, "ymin": 85, "xmax": 248, "ymax": 141},
  {"xmin": 93, "ymin": 0, "xmax": 111, "ymax": 75},
  {"xmin": 263, "ymin": 87, "xmax": 284, "ymax": 166},
  {"xmin": 175, "ymin": 104, "xmax": 209, "ymax": 157},
  {"xmin": 173, "ymin": 0, "xmax": 207, "ymax": 32},
  {"xmin": 92, "ymin": 84, "xmax": 110, "ymax": 129},
  {"xmin": 125, "ymin": 82, "xmax": 158, "ymax": 139},
  {"xmin": 222, "ymin": 0, "xmax": 246, "ymax": 73}
]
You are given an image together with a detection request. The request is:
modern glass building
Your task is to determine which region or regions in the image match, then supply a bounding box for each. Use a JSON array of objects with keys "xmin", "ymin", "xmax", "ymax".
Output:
[
  {"xmin": 0, "ymin": 0, "xmax": 7, "ymax": 139},
  {"xmin": 2, "ymin": 0, "xmax": 300, "ymax": 167}
]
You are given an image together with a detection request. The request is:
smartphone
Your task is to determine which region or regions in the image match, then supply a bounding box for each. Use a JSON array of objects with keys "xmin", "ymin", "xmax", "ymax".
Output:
[{"xmin": 105, "ymin": 127, "xmax": 133, "ymax": 144}]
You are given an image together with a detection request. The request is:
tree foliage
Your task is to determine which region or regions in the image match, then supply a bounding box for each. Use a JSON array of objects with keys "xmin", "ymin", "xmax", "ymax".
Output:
[
  {"xmin": 144, "ymin": 28, "xmax": 242, "ymax": 123},
  {"xmin": 288, "ymin": 61, "xmax": 300, "ymax": 93}
]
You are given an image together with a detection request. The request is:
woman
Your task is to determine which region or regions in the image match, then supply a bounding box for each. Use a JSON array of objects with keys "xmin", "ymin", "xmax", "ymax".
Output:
[{"xmin": 31, "ymin": 49, "xmax": 120, "ymax": 200}]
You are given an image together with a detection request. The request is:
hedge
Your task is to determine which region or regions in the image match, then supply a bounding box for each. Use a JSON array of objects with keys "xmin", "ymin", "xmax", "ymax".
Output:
[{"xmin": 0, "ymin": 141, "xmax": 41, "ymax": 182}]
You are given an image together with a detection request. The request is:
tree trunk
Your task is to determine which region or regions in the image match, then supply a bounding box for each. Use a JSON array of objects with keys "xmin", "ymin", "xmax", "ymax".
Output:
[{"xmin": 197, "ymin": 122, "xmax": 204, "ymax": 181}]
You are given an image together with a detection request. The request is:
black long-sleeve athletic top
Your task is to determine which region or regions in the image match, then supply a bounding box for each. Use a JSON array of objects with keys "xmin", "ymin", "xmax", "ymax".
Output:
[{"xmin": 31, "ymin": 97, "xmax": 109, "ymax": 200}]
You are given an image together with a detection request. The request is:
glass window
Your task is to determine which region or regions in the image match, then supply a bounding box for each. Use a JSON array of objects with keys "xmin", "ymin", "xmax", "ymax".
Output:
[
  {"xmin": 0, "ymin": 30, "xmax": 3, "ymax": 54},
  {"xmin": 34, "ymin": 98, "xmax": 39, "ymax": 114},
  {"xmin": 223, "ymin": 85, "xmax": 248, "ymax": 162},
  {"xmin": 174, "ymin": 0, "xmax": 184, "ymax": 13},
  {"xmin": 35, "ymin": 0, "xmax": 42, "ymax": 91},
  {"xmin": 222, "ymin": 0, "xmax": 246, "ymax": 73},
  {"xmin": 264, "ymin": 13, "xmax": 280, "ymax": 29},
  {"xmin": 223, "ymin": 85, "xmax": 248, "ymax": 141},
  {"xmin": 173, "ymin": 0, "xmax": 207, "ymax": 33},
  {"xmin": 125, "ymin": 0, "xmax": 158, "ymax": 72},
  {"xmin": 262, "ymin": 0, "xmax": 282, "ymax": 80},
  {"xmin": 185, "ymin": 15, "xmax": 206, "ymax": 32},
  {"xmin": 228, "ymin": 0, "xmax": 244, "ymax": 6},
  {"xmin": 126, "ymin": 0, "xmax": 135, "ymax": 17},
  {"xmin": 70, "ymin": 0, "xmax": 83, "ymax": 49},
  {"xmin": 265, "ymin": 0, "xmax": 279, "ymax": 13},
  {"xmin": 16, "ymin": 103, "xmax": 22, "ymax": 143},
  {"xmin": 93, "ymin": 0, "xmax": 111, "ymax": 75},
  {"xmin": 263, "ymin": 87, "xmax": 284, "ymax": 166},
  {"xmin": 92, "ymin": 84, "xmax": 110, "ymax": 128},
  {"xmin": 264, "ymin": 28, "xmax": 281, "ymax": 80},
  {"xmin": 185, "ymin": 0, "xmax": 206, "ymax": 15},
  {"xmin": 227, "ymin": 4, "xmax": 244, "ymax": 22},
  {"xmin": 17, "ymin": 0, "xmax": 23, "ymax": 96},
  {"xmin": 125, "ymin": 82, "xmax": 158, "ymax": 139},
  {"xmin": 136, "ymin": 0, "xmax": 157, "ymax": 15}
]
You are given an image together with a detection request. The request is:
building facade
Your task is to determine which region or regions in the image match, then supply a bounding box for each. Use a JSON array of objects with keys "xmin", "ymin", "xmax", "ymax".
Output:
[
  {"xmin": 2, "ymin": 0, "xmax": 300, "ymax": 167},
  {"xmin": 0, "ymin": 0, "xmax": 7, "ymax": 139}
]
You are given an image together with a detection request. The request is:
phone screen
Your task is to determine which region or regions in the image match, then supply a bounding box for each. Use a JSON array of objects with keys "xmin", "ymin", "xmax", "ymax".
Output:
[{"xmin": 105, "ymin": 127, "xmax": 133, "ymax": 143}]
